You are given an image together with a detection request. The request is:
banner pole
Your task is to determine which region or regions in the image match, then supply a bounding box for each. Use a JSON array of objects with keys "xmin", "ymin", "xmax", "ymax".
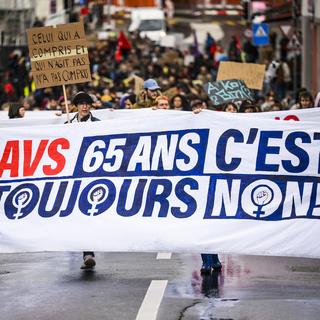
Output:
[{"xmin": 62, "ymin": 84, "xmax": 70, "ymax": 123}]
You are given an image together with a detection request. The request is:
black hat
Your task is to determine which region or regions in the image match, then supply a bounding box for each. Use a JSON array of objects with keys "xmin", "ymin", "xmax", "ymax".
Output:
[
  {"xmin": 72, "ymin": 92, "xmax": 94, "ymax": 106},
  {"xmin": 190, "ymin": 99, "xmax": 202, "ymax": 109}
]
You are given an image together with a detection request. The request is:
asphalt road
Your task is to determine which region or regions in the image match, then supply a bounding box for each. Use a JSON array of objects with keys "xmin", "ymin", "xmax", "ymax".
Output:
[{"xmin": 1, "ymin": 252, "xmax": 320, "ymax": 320}]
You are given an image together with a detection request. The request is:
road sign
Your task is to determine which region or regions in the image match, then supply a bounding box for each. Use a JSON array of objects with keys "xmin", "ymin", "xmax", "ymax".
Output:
[
  {"xmin": 280, "ymin": 25, "xmax": 292, "ymax": 38},
  {"xmin": 244, "ymin": 28, "xmax": 253, "ymax": 39},
  {"xmin": 252, "ymin": 23, "xmax": 269, "ymax": 46}
]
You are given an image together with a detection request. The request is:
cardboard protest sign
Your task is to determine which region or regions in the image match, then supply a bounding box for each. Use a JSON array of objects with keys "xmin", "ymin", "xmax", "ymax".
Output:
[
  {"xmin": 204, "ymin": 79, "xmax": 254, "ymax": 105},
  {"xmin": 133, "ymin": 75, "xmax": 144, "ymax": 95},
  {"xmin": 159, "ymin": 50, "xmax": 179, "ymax": 64},
  {"xmin": 217, "ymin": 62, "xmax": 266, "ymax": 90},
  {"xmin": 27, "ymin": 22, "xmax": 91, "ymax": 89}
]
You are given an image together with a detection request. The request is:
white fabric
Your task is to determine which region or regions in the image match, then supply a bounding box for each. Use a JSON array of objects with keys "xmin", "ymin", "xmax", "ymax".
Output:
[
  {"xmin": 0, "ymin": 107, "xmax": 319, "ymax": 128},
  {"xmin": 0, "ymin": 110, "xmax": 319, "ymax": 257}
]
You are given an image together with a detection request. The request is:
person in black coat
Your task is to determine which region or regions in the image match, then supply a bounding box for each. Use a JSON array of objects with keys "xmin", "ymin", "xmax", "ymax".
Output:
[
  {"xmin": 67, "ymin": 92, "xmax": 100, "ymax": 123},
  {"xmin": 66, "ymin": 91, "xmax": 100, "ymax": 270}
]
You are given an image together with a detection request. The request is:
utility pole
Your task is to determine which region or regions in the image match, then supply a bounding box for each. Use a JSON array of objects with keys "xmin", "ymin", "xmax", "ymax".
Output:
[
  {"xmin": 241, "ymin": 0, "xmax": 251, "ymax": 22},
  {"xmin": 301, "ymin": 0, "xmax": 313, "ymax": 91},
  {"xmin": 292, "ymin": 0, "xmax": 298, "ymax": 95}
]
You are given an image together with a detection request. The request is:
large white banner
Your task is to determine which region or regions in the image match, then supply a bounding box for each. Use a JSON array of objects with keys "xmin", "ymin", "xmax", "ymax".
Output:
[
  {"xmin": 1, "ymin": 107, "xmax": 320, "ymax": 128},
  {"xmin": 0, "ymin": 110, "xmax": 320, "ymax": 258}
]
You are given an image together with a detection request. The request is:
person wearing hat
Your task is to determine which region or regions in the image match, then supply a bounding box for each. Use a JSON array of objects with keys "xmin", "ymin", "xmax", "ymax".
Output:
[
  {"xmin": 133, "ymin": 78, "xmax": 162, "ymax": 109},
  {"xmin": 120, "ymin": 94, "xmax": 136, "ymax": 109},
  {"xmin": 66, "ymin": 91, "xmax": 100, "ymax": 270},
  {"xmin": 68, "ymin": 92, "xmax": 100, "ymax": 123},
  {"xmin": 8, "ymin": 102, "xmax": 25, "ymax": 119}
]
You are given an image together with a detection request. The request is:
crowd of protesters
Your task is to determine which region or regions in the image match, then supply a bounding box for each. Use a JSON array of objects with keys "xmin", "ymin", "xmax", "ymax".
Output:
[
  {"xmin": 2, "ymin": 23, "xmax": 320, "ymax": 273},
  {"xmin": 1, "ymin": 27, "xmax": 319, "ymax": 116}
]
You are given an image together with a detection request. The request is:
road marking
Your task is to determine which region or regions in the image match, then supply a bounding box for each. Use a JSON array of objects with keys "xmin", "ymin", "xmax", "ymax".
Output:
[
  {"xmin": 156, "ymin": 252, "xmax": 172, "ymax": 259},
  {"xmin": 136, "ymin": 280, "xmax": 168, "ymax": 320}
]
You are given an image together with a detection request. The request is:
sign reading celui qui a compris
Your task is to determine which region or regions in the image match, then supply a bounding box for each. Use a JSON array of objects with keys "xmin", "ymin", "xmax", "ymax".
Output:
[{"xmin": 27, "ymin": 22, "xmax": 91, "ymax": 89}]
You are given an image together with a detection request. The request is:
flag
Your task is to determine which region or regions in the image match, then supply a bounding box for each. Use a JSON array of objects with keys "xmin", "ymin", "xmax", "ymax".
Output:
[
  {"xmin": 115, "ymin": 31, "xmax": 132, "ymax": 63},
  {"xmin": 192, "ymin": 30, "xmax": 200, "ymax": 57},
  {"xmin": 118, "ymin": 31, "xmax": 132, "ymax": 50}
]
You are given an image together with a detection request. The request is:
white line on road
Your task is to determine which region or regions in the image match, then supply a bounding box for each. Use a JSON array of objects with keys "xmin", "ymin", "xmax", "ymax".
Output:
[
  {"xmin": 135, "ymin": 280, "xmax": 168, "ymax": 320},
  {"xmin": 156, "ymin": 252, "xmax": 172, "ymax": 259}
]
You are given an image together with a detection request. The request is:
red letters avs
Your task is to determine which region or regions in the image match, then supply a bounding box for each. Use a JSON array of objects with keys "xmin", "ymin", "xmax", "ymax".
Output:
[{"xmin": 0, "ymin": 138, "xmax": 70, "ymax": 178}]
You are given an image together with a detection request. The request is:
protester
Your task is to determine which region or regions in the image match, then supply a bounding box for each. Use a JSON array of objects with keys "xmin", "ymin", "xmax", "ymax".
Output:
[
  {"xmin": 66, "ymin": 91, "xmax": 100, "ymax": 270},
  {"xmin": 120, "ymin": 94, "xmax": 136, "ymax": 109},
  {"xmin": 290, "ymin": 91, "xmax": 314, "ymax": 109},
  {"xmin": 190, "ymin": 99, "xmax": 203, "ymax": 114},
  {"xmin": 269, "ymin": 101, "xmax": 283, "ymax": 112},
  {"xmin": 155, "ymin": 95, "xmax": 170, "ymax": 109},
  {"xmin": 133, "ymin": 79, "xmax": 162, "ymax": 109},
  {"xmin": 170, "ymin": 94, "xmax": 190, "ymax": 111},
  {"xmin": 260, "ymin": 92, "xmax": 276, "ymax": 112},
  {"xmin": 239, "ymin": 100, "xmax": 258, "ymax": 113},
  {"xmin": 8, "ymin": 102, "xmax": 25, "ymax": 119},
  {"xmin": 200, "ymin": 98, "xmax": 245, "ymax": 274},
  {"xmin": 68, "ymin": 92, "xmax": 100, "ymax": 123},
  {"xmin": 228, "ymin": 35, "xmax": 242, "ymax": 62},
  {"xmin": 223, "ymin": 102, "xmax": 238, "ymax": 113},
  {"xmin": 0, "ymin": 25, "xmax": 300, "ymax": 110}
]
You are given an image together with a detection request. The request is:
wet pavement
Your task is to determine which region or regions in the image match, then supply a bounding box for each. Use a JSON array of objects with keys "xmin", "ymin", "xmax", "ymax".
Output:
[{"xmin": 0, "ymin": 252, "xmax": 320, "ymax": 320}]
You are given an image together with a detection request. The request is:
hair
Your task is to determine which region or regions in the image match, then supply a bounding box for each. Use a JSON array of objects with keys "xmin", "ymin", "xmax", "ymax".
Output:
[
  {"xmin": 270, "ymin": 101, "xmax": 283, "ymax": 111},
  {"xmin": 223, "ymin": 102, "xmax": 238, "ymax": 112},
  {"xmin": 299, "ymin": 91, "xmax": 314, "ymax": 104},
  {"xmin": 8, "ymin": 102, "xmax": 23, "ymax": 119},
  {"xmin": 190, "ymin": 99, "xmax": 203, "ymax": 110},
  {"xmin": 120, "ymin": 94, "xmax": 136, "ymax": 108},
  {"xmin": 170, "ymin": 94, "xmax": 191, "ymax": 111},
  {"xmin": 239, "ymin": 100, "xmax": 257, "ymax": 113},
  {"xmin": 155, "ymin": 95, "xmax": 169, "ymax": 104},
  {"xmin": 295, "ymin": 87, "xmax": 307, "ymax": 102}
]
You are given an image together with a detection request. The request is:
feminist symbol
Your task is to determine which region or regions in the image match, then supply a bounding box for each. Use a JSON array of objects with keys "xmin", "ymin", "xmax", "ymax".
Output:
[
  {"xmin": 251, "ymin": 185, "xmax": 274, "ymax": 218},
  {"xmin": 87, "ymin": 185, "xmax": 108, "ymax": 216},
  {"xmin": 12, "ymin": 189, "xmax": 32, "ymax": 219}
]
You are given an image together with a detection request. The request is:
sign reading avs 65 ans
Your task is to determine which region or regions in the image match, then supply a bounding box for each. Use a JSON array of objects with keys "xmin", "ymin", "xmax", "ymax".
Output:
[{"xmin": 27, "ymin": 22, "xmax": 91, "ymax": 89}]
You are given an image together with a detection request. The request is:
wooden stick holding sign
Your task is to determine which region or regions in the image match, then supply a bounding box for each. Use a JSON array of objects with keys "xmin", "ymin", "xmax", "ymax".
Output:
[
  {"xmin": 26, "ymin": 22, "xmax": 92, "ymax": 123},
  {"xmin": 62, "ymin": 84, "xmax": 70, "ymax": 123},
  {"xmin": 54, "ymin": 25, "xmax": 71, "ymax": 123}
]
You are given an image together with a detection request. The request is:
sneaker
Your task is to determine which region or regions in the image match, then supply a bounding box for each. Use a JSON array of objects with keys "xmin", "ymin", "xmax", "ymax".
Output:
[
  {"xmin": 81, "ymin": 255, "xmax": 96, "ymax": 270},
  {"xmin": 200, "ymin": 263, "xmax": 212, "ymax": 275}
]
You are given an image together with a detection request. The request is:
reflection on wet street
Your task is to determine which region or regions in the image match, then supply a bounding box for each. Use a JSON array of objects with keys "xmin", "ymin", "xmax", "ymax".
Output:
[
  {"xmin": 201, "ymin": 272, "xmax": 220, "ymax": 298},
  {"xmin": 1, "ymin": 252, "xmax": 320, "ymax": 320},
  {"xmin": 164, "ymin": 254, "xmax": 320, "ymax": 320}
]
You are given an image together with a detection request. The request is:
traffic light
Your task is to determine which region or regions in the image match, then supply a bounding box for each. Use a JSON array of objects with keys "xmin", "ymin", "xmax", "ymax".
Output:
[{"xmin": 242, "ymin": 0, "xmax": 251, "ymax": 21}]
